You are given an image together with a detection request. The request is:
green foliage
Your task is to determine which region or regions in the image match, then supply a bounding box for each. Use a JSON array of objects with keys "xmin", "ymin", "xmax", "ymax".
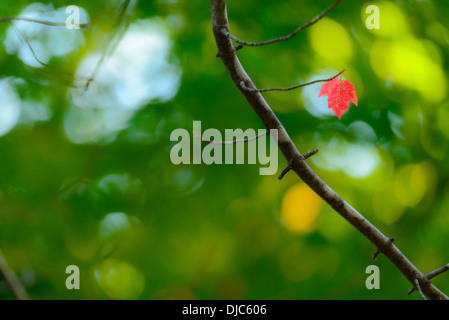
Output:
[{"xmin": 0, "ymin": 0, "xmax": 448, "ymax": 300}]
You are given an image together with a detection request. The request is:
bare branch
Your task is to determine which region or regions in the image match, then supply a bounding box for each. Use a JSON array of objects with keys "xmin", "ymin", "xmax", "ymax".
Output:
[
  {"xmin": 373, "ymin": 237, "xmax": 394, "ymax": 260},
  {"xmin": 426, "ymin": 263, "xmax": 449, "ymax": 280},
  {"xmin": 413, "ymin": 279, "xmax": 427, "ymax": 300},
  {"xmin": 12, "ymin": 25, "xmax": 93, "ymax": 88},
  {"xmin": 0, "ymin": 249, "xmax": 29, "ymax": 300},
  {"xmin": 303, "ymin": 149, "xmax": 319, "ymax": 159},
  {"xmin": 84, "ymin": 0, "xmax": 134, "ymax": 91},
  {"xmin": 409, "ymin": 263, "xmax": 449, "ymax": 295},
  {"xmin": 278, "ymin": 155, "xmax": 301, "ymax": 180},
  {"xmin": 278, "ymin": 150, "xmax": 318, "ymax": 180},
  {"xmin": 193, "ymin": 130, "xmax": 268, "ymax": 145},
  {"xmin": 210, "ymin": 0, "xmax": 448, "ymax": 300},
  {"xmin": 12, "ymin": 25, "xmax": 48, "ymax": 67},
  {"xmin": 240, "ymin": 69, "xmax": 345, "ymax": 93},
  {"xmin": 278, "ymin": 166, "xmax": 292, "ymax": 180},
  {"xmin": 0, "ymin": 17, "xmax": 90, "ymax": 29},
  {"xmin": 222, "ymin": 0, "xmax": 341, "ymax": 47}
]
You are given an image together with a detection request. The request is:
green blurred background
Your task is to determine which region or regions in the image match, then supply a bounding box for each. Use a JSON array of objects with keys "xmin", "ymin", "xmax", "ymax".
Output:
[{"xmin": 0, "ymin": 0, "xmax": 448, "ymax": 300}]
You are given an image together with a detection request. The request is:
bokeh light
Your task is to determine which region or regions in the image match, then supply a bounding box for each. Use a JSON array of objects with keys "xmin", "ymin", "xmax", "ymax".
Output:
[{"xmin": 281, "ymin": 183, "xmax": 323, "ymax": 233}]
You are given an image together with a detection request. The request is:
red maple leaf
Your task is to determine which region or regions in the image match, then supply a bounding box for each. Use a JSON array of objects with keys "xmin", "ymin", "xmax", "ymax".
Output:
[{"xmin": 318, "ymin": 78, "xmax": 358, "ymax": 119}]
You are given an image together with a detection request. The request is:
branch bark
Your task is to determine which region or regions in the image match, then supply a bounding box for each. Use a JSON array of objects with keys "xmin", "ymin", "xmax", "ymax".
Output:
[
  {"xmin": 210, "ymin": 0, "xmax": 448, "ymax": 300},
  {"xmin": 409, "ymin": 263, "xmax": 449, "ymax": 295}
]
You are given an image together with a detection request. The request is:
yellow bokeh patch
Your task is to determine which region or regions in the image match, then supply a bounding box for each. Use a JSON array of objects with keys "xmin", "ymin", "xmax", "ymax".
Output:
[
  {"xmin": 372, "ymin": 181, "xmax": 405, "ymax": 224},
  {"xmin": 370, "ymin": 37, "xmax": 447, "ymax": 103},
  {"xmin": 94, "ymin": 259, "xmax": 145, "ymax": 299},
  {"xmin": 367, "ymin": 2, "xmax": 447, "ymax": 103},
  {"xmin": 308, "ymin": 18, "xmax": 353, "ymax": 64},
  {"xmin": 394, "ymin": 162, "xmax": 436, "ymax": 208},
  {"xmin": 281, "ymin": 183, "xmax": 323, "ymax": 233},
  {"xmin": 372, "ymin": 161, "xmax": 437, "ymax": 224}
]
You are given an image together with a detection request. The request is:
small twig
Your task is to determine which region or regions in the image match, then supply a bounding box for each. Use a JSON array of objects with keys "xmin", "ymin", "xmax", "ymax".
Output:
[
  {"xmin": 234, "ymin": 44, "xmax": 244, "ymax": 52},
  {"xmin": 278, "ymin": 150, "xmax": 318, "ymax": 180},
  {"xmin": 12, "ymin": 25, "xmax": 48, "ymax": 67},
  {"xmin": 408, "ymin": 263, "xmax": 449, "ymax": 295},
  {"xmin": 278, "ymin": 156, "xmax": 302, "ymax": 181},
  {"xmin": 278, "ymin": 165, "xmax": 293, "ymax": 180},
  {"xmin": 426, "ymin": 263, "xmax": 449, "ymax": 280},
  {"xmin": 413, "ymin": 278, "xmax": 427, "ymax": 300},
  {"xmin": 12, "ymin": 25, "xmax": 93, "ymax": 88},
  {"xmin": 193, "ymin": 130, "xmax": 268, "ymax": 145},
  {"xmin": 84, "ymin": 0, "xmax": 133, "ymax": 91},
  {"xmin": 373, "ymin": 237, "xmax": 394, "ymax": 260},
  {"xmin": 221, "ymin": 0, "xmax": 340, "ymax": 47},
  {"xmin": 0, "ymin": 17, "xmax": 90, "ymax": 29},
  {"xmin": 0, "ymin": 249, "xmax": 29, "ymax": 300},
  {"xmin": 303, "ymin": 149, "xmax": 319, "ymax": 160},
  {"xmin": 240, "ymin": 69, "xmax": 345, "ymax": 93}
]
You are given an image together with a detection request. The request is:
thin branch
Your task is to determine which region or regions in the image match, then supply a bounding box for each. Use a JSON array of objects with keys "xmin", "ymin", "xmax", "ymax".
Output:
[
  {"xmin": 84, "ymin": 0, "xmax": 133, "ymax": 91},
  {"xmin": 278, "ymin": 155, "xmax": 300, "ymax": 180},
  {"xmin": 0, "ymin": 249, "xmax": 29, "ymax": 300},
  {"xmin": 278, "ymin": 166, "xmax": 292, "ymax": 180},
  {"xmin": 234, "ymin": 44, "xmax": 244, "ymax": 52},
  {"xmin": 0, "ymin": 17, "xmax": 90, "ymax": 29},
  {"xmin": 12, "ymin": 25, "xmax": 48, "ymax": 67},
  {"xmin": 426, "ymin": 263, "xmax": 449, "ymax": 280},
  {"xmin": 413, "ymin": 279, "xmax": 427, "ymax": 300},
  {"xmin": 278, "ymin": 150, "xmax": 318, "ymax": 180},
  {"xmin": 12, "ymin": 25, "xmax": 93, "ymax": 88},
  {"xmin": 210, "ymin": 0, "xmax": 448, "ymax": 300},
  {"xmin": 409, "ymin": 263, "xmax": 449, "ymax": 295},
  {"xmin": 241, "ymin": 69, "xmax": 345, "ymax": 93},
  {"xmin": 221, "ymin": 0, "xmax": 341, "ymax": 47},
  {"xmin": 303, "ymin": 149, "xmax": 319, "ymax": 159},
  {"xmin": 193, "ymin": 130, "xmax": 268, "ymax": 145}
]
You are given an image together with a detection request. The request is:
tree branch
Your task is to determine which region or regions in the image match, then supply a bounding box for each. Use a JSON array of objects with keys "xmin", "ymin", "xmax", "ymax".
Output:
[
  {"xmin": 408, "ymin": 263, "xmax": 449, "ymax": 295},
  {"xmin": 84, "ymin": 0, "xmax": 133, "ymax": 91},
  {"xmin": 426, "ymin": 263, "xmax": 449, "ymax": 280},
  {"xmin": 373, "ymin": 237, "xmax": 394, "ymax": 260},
  {"xmin": 210, "ymin": 0, "xmax": 448, "ymax": 300},
  {"xmin": 413, "ymin": 278, "xmax": 427, "ymax": 300},
  {"xmin": 0, "ymin": 17, "xmax": 90, "ymax": 29},
  {"xmin": 240, "ymin": 69, "xmax": 345, "ymax": 93},
  {"xmin": 278, "ymin": 150, "xmax": 319, "ymax": 180},
  {"xmin": 0, "ymin": 249, "xmax": 29, "ymax": 300},
  {"xmin": 221, "ymin": 0, "xmax": 340, "ymax": 47}
]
